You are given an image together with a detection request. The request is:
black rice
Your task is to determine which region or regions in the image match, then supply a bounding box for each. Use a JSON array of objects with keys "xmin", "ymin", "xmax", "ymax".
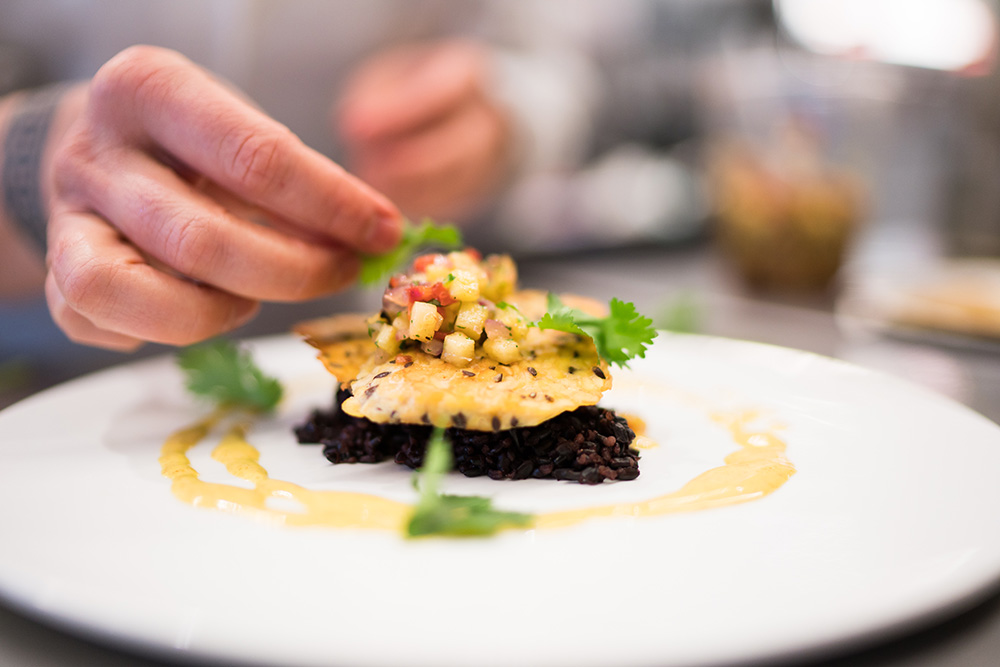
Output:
[
  {"xmin": 293, "ymin": 388, "xmax": 409, "ymax": 464},
  {"xmin": 294, "ymin": 388, "xmax": 640, "ymax": 484}
]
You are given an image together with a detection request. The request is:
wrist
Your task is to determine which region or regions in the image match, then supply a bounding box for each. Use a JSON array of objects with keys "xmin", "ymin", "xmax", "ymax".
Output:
[
  {"xmin": 2, "ymin": 82, "xmax": 75, "ymax": 256},
  {"xmin": 0, "ymin": 82, "xmax": 86, "ymax": 299}
]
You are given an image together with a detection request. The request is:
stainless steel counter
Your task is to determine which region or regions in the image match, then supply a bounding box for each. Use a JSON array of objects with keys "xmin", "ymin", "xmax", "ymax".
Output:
[{"xmin": 4, "ymin": 238, "xmax": 1000, "ymax": 667}]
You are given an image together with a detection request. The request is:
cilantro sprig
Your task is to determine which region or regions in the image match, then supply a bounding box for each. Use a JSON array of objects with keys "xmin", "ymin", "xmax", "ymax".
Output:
[
  {"xmin": 532, "ymin": 293, "xmax": 657, "ymax": 368},
  {"xmin": 359, "ymin": 218, "xmax": 463, "ymax": 286},
  {"xmin": 176, "ymin": 339, "xmax": 283, "ymax": 413},
  {"xmin": 407, "ymin": 428, "xmax": 533, "ymax": 538}
]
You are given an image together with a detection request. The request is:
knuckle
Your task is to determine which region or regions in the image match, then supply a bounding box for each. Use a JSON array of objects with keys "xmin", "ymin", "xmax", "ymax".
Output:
[
  {"xmin": 221, "ymin": 125, "xmax": 296, "ymax": 194},
  {"xmin": 55, "ymin": 252, "xmax": 115, "ymax": 317},
  {"xmin": 91, "ymin": 46, "xmax": 159, "ymax": 103},
  {"xmin": 90, "ymin": 45, "xmax": 186, "ymax": 115},
  {"xmin": 51, "ymin": 130, "xmax": 101, "ymax": 199},
  {"xmin": 159, "ymin": 211, "xmax": 220, "ymax": 277}
]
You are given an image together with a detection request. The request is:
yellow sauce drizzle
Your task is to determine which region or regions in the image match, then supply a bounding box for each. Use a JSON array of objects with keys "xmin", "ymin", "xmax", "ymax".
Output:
[
  {"xmin": 536, "ymin": 410, "xmax": 795, "ymax": 529},
  {"xmin": 159, "ymin": 414, "xmax": 410, "ymax": 530},
  {"xmin": 159, "ymin": 409, "xmax": 795, "ymax": 531}
]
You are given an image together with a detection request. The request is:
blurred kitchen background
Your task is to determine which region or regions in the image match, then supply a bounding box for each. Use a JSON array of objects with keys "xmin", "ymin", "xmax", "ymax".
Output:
[
  {"xmin": 10, "ymin": 5, "xmax": 1000, "ymax": 665},
  {"xmin": 2, "ymin": 0, "xmax": 1000, "ymax": 406}
]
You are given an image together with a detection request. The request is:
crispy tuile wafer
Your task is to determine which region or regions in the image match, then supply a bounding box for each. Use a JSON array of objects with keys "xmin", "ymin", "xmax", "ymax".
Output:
[
  {"xmin": 294, "ymin": 313, "xmax": 375, "ymax": 385},
  {"xmin": 298, "ymin": 290, "xmax": 612, "ymax": 431}
]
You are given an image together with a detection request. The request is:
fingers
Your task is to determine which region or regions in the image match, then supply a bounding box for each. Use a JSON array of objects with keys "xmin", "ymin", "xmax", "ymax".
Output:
[
  {"xmin": 338, "ymin": 40, "xmax": 487, "ymax": 142},
  {"xmin": 42, "ymin": 44, "xmax": 407, "ymax": 351},
  {"xmin": 87, "ymin": 45, "xmax": 402, "ymax": 253},
  {"xmin": 80, "ymin": 150, "xmax": 362, "ymax": 301},
  {"xmin": 45, "ymin": 273, "xmax": 143, "ymax": 351},
  {"xmin": 46, "ymin": 207, "xmax": 260, "ymax": 347}
]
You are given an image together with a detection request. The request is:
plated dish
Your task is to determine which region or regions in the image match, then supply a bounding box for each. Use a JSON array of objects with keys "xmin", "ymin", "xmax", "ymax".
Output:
[
  {"xmin": 2, "ymin": 334, "xmax": 1000, "ymax": 667},
  {"xmin": 839, "ymin": 259, "xmax": 1000, "ymax": 351},
  {"xmin": 293, "ymin": 248, "xmax": 643, "ymax": 487}
]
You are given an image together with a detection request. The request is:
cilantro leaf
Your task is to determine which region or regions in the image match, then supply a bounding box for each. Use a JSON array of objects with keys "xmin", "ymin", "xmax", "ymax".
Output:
[
  {"xmin": 407, "ymin": 428, "xmax": 533, "ymax": 538},
  {"xmin": 176, "ymin": 339, "xmax": 283, "ymax": 413},
  {"xmin": 533, "ymin": 293, "xmax": 591, "ymax": 337},
  {"xmin": 359, "ymin": 218, "xmax": 463, "ymax": 286},
  {"xmin": 533, "ymin": 293, "xmax": 657, "ymax": 368},
  {"xmin": 495, "ymin": 301, "xmax": 523, "ymax": 315}
]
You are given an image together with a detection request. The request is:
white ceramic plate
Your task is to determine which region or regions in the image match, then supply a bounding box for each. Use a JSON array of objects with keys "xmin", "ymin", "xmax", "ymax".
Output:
[{"xmin": 2, "ymin": 334, "xmax": 1000, "ymax": 667}]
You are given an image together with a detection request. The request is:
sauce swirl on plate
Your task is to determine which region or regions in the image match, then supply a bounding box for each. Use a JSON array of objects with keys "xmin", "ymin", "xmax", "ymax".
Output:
[{"xmin": 159, "ymin": 407, "xmax": 795, "ymax": 531}]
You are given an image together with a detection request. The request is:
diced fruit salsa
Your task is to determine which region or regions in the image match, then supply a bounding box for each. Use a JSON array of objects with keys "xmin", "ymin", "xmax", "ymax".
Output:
[{"xmin": 369, "ymin": 250, "xmax": 525, "ymax": 367}]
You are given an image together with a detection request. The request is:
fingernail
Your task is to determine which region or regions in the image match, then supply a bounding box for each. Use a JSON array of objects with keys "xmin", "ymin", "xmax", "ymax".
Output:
[{"xmin": 229, "ymin": 300, "xmax": 260, "ymax": 330}]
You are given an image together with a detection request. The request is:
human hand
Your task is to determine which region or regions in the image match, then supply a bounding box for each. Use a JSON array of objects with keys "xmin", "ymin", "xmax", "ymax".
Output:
[
  {"xmin": 44, "ymin": 46, "xmax": 402, "ymax": 351},
  {"xmin": 336, "ymin": 40, "xmax": 511, "ymax": 222}
]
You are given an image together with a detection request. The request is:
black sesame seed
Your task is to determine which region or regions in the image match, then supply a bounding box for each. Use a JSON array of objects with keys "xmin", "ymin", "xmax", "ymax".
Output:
[
  {"xmin": 568, "ymin": 366, "xmax": 577, "ymax": 374},
  {"xmin": 492, "ymin": 416, "xmax": 501, "ymax": 431},
  {"xmin": 452, "ymin": 413, "xmax": 467, "ymax": 428},
  {"xmin": 494, "ymin": 373, "xmax": 503, "ymax": 382},
  {"xmin": 462, "ymin": 370, "xmax": 475, "ymax": 377},
  {"xmin": 404, "ymin": 361, "xmax": 414, "ymax": 368},
  {"xmin": 527, "ymin": 367, "xmax": 538, "ymax": 376},
  {"xmin": 421, "ymin": 413, "xmax": 431, "ymax": 425},
  {"xmin": 373, "ymin": 371, "xmax": 391, "ymax": 380},
  {"xmin": 593, "ymin": 366, "xmax": 606, "ymax": 379},
  {"xmin": 364, "ymin": 385, "xmax": 378, "ymax": 397}
]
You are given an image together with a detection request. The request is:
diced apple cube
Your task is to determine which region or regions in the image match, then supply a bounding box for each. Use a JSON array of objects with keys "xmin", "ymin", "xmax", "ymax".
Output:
[
  {"xmin": 439, "ymin": 302, "xmax": 461, "ymax": 330},
  {"xmin": 409, "ymin": 301, "xmax": 443, "ymax": 341},
  {"xmin": 423, "ymin": 257, "xmax": 453, "ymax": 283},
  {"xmin": 447, "ymin": 251, "xmax": 478, "ymax": 271},
  {"xmin": 454, "ymin": 303, "xmax": 487, "ymax": 337},
  {"xmin": 496, "ymin": 307, "xmax": 527, "ymax": 340},
  {"xmin": 483, "ymin": 337, "xmax": 520, "ymax": 364},
  {"xmin": 441, "ymin": 332, "xmax": 475, "ymax": 367},
  {"xmin": 481, "ymin": 254, "xmax": 518, "ymax": 302},
  {"xmin": 374, "ymin": 323, "xmax": 399, "ymax": 354},
  {"xmin": 446, "ymin": 269, "xmax": 480, "ymax": 302}
]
